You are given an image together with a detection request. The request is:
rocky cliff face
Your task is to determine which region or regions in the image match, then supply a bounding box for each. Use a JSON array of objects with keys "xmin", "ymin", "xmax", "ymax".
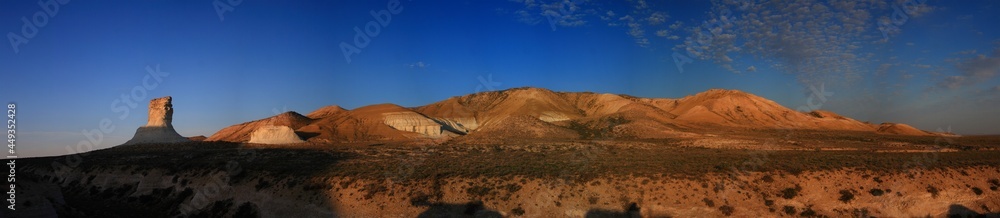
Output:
[{"xmin": 123, "ymin": 96, "xmax": 190, "ymax": 145}]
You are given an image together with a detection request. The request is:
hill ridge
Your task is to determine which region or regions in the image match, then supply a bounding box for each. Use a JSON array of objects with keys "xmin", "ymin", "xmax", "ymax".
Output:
[{"xmin": 204, "ymin": 87, "xmax": 938, "ymax": 144}]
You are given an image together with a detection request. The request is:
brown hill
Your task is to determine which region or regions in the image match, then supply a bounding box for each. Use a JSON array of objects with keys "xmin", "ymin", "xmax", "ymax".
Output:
[
  {"xmin": 452, "ymin": 115, "xmax": 579, "ymax": 144},
  {"xmin": 205, "ymin": 111, "xmax": 313, "ymax": 142},
  {"xmin": 295, "ymin": 103, "xmax": 457, "ymax": 143},
  {"xmin": 186, "ymin": 135, "xmax": 207, "ymax": 141},
  {"xmin": 416, "ymin": 87, "xmax": 585, "ymax": 129},
  {"xmin": 306, "ymin": 105, "xmax": 347, "ymax": 119},
  {"xmin": 205, "ymin": 87, "xmax": 936, "ymax": 144},
  {"xmin": 876, "ymin": 123, "xmax": 932, "ymax": 136}
]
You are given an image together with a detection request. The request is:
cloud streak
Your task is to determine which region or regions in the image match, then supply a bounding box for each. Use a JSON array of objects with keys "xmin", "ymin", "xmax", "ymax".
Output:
[
  {"xmin": 938, "ymin": 47, "xmax": 1000, "ymax": 89},
  {"xmin": 668, "ymin": 0, "xmax": 940, "ymax": 84}
]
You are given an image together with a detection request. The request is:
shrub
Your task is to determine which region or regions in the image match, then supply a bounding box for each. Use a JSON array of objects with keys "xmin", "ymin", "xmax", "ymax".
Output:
[
  {"xmin": 761, "ymin": 175, "xmax": 774, "ymax": 183},
  {"xmin": 839, "ymin": 190, "xmax": 854, "ymax": 203},
  {"xmin": 972, "ymin": 187, "xmax": 984, "ymax": 195},
  {"xmin": 783, "ymin": 206, "xmax": 796, "ymax": 215},
  {"xmin": 800, "ymin": 206, "xmax": 818, "ymax": 217},
  {"xmin": 869, "ymin": 188, "xmax": 884, "ymax": 196},
  {"xmin": 511, "ymin": 206, "xmax": 525, "ymax": 216},
  {"xmin": 719, "ymin": 205, "xmax": 735, "ymax": 216},
  {"xmin": 703, "ymin": 198, "xmax": 715, "ymax": 207},
  {"xmin": 781, "ymin": 185, "xmax": 802, "ymax": 199},
  {"xmin": 926, "ymin": 185, "xmax": 940, "ymax": 198}
]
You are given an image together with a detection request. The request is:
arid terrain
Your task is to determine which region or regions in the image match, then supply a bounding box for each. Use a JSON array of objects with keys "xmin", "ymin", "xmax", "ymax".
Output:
[{"xmin": 6, "ymin": 88, "xmax": 1000, "ymax": 217}]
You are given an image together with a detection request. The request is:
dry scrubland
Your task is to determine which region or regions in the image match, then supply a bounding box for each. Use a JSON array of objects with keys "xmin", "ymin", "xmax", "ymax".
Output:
[
  {"xmin": 9, "ymin": 130, "xmax": 1000, "ymax": 217},
  {"xmin": 7, "ymin": 88, "xmax": 1000, "ymax": 217}
]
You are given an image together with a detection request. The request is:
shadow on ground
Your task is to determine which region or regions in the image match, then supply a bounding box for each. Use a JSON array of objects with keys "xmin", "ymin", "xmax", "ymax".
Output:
[
  {"xmin": 4, "ymin": 141, "xmax": 354, "ymax": 217},
  {"xmin": 584, "ymin": 202, "xmax": 641, "ymax": 218},
  {"xmin": 416, "ymin": 201, "xmax": 502, "ymax": 218},
  {"xmin": 948, "ymin": 204, "xmax": 1000, "ymax": 218}
]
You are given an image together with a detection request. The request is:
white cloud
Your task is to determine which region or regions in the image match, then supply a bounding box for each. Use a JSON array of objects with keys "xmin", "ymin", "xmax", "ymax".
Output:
[
  {"xmin": 648, "ymin": 12, "xmax": 667, "ymax": 25},
  {"xmin": 624, "ymin": 16, "xmax": 649, "ymax": 47},
  {"xmin": 672, "ymin": 0, "xmax": 935, "ymax": 85},
  {"xmin": 409, "ymin": 61, "xmax": 429, "ymax": 69},
  {"xmin": 655, "ymin": 29, "xmax": 668, "ymax": 37},
  {"xmin": 511, "ymin": 0, "xmax": 589, "ymax": 28},
  {"xmin": 508, "ymin": 0, "xmax": 671, "ymax": 48},
  {"xmin": 669, "ymin": 21, "xmax": 682, "ymax": 30}
]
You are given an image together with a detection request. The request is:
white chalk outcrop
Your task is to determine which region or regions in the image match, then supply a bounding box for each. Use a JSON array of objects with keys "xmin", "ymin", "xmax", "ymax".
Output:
[
  {"xmin": 382, "ymin": 112, "xmax": 443, "ymax": 137},
  {"xmin": 248, "ymin": 125, "xmax": 305, "ymax": 144},
  {"xmin": 124, "ymin": 96, "xmax": 190, "ymax": 145}
]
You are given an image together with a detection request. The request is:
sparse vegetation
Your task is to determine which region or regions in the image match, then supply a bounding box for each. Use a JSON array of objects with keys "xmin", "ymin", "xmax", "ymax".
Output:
[
  {"xmin": 13, "ymin": 134, "xmax": 1000, "ymax": 217},
  {"xmin": 588, "ymin": 196, "xmax": 599, "ymax": 205},
  {"xmin": 781, "ymin": 185, "xmax": 802, "ymax": 199},
  {"xmin": 466, "ymin": 186, "xmax": 492, "ymax": 197},
  {"xmin": 926, "ymin": 185, "xmax": 940, "ymax": 198}
]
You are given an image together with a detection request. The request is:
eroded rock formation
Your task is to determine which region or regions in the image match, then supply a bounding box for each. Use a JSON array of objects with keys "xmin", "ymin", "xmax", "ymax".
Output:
[
  {"xmin": 248, "ymin": 125, "xmax": 304, "ymax": 144},
  {"xmin": 123, "ymin": 96, "xmax": 190, "ymax": 145},
  {"xmin": 382, "ymin": 112, "xmax": 442, "ymax": 137}
]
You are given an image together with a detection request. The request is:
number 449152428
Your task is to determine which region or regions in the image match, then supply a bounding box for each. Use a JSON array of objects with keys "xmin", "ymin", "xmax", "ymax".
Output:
[{"xmin": 7, "ymin": 103, "xmax": 14, "ymax": 147}]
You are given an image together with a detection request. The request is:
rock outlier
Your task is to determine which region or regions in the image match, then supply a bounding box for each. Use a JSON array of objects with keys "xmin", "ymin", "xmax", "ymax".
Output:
[
  {"xmin": 248, "ymin": 125, "xmax": 304, "ymax": 144},
  {"xmin": 124, "ymin": 96, "xmax": 190, "ymax": 145}
]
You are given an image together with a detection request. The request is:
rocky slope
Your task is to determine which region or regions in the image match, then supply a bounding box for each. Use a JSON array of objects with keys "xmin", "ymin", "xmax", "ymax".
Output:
[
  {"xmin": 248, "ymin": 125, "xmax": 305, "ymax": 144},
  {"xmin": 206, "ymin": 112, "xmax": 313, "ymax": 142}
]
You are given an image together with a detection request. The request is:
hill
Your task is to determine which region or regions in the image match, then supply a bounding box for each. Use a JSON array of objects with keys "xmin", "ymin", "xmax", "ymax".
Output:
[{"xmin": 204, "ymin": 87, "xmax": 938, "ymax": 145}]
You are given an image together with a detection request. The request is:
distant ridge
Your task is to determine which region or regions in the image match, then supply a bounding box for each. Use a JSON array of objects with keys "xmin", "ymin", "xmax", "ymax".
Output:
[{"xmin": 204, "ymin": 87, "xmax": 945, "ymax": 144}]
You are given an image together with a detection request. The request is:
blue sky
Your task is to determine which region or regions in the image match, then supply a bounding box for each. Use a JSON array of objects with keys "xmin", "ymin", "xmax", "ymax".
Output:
[{"xmin": 2, "ymin": 0, "xmax": 999, "ymax": 157}]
